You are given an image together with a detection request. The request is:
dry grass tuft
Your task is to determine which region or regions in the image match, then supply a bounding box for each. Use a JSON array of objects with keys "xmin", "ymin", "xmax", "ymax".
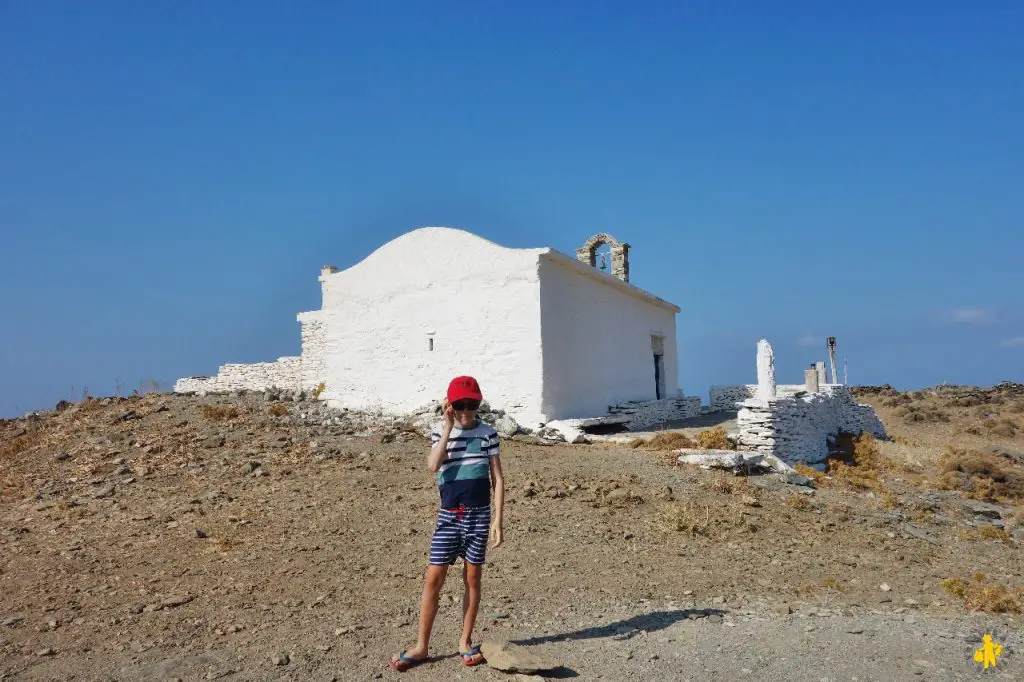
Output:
[
  {"xmin": 936, "ymin": 448, "xmax": 1024, "ymax": 504},
  {"xmin": 1, "ymin": 431, "xmax": 41, "ymax": 461},
  {"xmin": 703, "ymin": 474, "xmax": 741, "ymax": 495},
  {"xmin": 787, "ymin": 493, "xmax": 813, "ymax": 510},
  {"xmin": 978, "ymin": 524, "xmax": 1010, "ymax": 541},
  {"xmin": 201, "ymin": 405, "xmax": 241, "ymax": 421},
  {"xmin": 899, "ymin": 406, "xmax": 951, "ymax": 425},
  {"xmin": 941, "ymin": 574, "xmax": 1024, "ymax": 614},
  {"xmin": 694, "ymin": 426, "xmax": 735, "ymax": 450},
  {"xmin": 267, "ymin": 404, "xmax": 289, "ymax": 417},
  {"xmin": 655, "ymin": 499, "xmax": 753, "ymax": 537},
  {"xmin": 794, "ymin": 462, "xmax": 825, "ymax": 482},
  {"xmin": 825, "ymin": 434, "xmax": 889, "ymax": 491},
  {"xmin": 630, "ymin": 432, "xmax": 694, "ymax": 450},
  {"xmin": 657, "ymin": 502, "xmax": 713, "ymax": 536}
]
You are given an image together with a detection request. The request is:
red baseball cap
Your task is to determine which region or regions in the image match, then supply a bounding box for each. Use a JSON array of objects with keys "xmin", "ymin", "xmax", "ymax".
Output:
[{"xmin": 447, "ymin": 376, "xmax": 483, "ymax": 403}]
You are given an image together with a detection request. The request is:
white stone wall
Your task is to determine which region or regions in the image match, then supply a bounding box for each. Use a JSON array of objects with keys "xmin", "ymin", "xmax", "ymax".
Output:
[
  {"xmin": 736, "ymin": 385, "xmax": 887, "ymax": 465},
  {"xmin": 297, "ymin": 311, "xmax": 327, "ymax": 390},
  {"xmin": 537, "ymin": 253, "xmax": 681, "ymax": 420},
  {"xmin": 173, "ymin": 357, "xmax": 303, "ymax": 395},
  {"xmin": 608, "ymin": 397, "xmax": 702, "ymax": 431}
]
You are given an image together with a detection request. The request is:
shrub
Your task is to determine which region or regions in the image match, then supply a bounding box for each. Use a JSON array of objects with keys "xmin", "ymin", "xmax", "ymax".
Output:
[
  {"xmin": 941, "ymin": 575, "xmax": 1023, "ymax": 614},
  {"xmin": 989, "ymin": 419, "xmax": 1019, "ymax": 438},
  {"xmin": 826, "ymin": 434, "xmax": 888, "ymax": 491},
  {"xmin": 267, "ymin": 404, "xmax": 289, "ymax": 417},
  {"xmin": 936, "ymin": 449, "xmax": 1023, "ymax": 503}
]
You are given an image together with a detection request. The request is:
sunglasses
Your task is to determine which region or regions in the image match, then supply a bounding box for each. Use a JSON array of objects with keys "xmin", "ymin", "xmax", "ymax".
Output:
[{"xmin": 451, "ymin": 400, "xmax": 480, "ymax": 412}]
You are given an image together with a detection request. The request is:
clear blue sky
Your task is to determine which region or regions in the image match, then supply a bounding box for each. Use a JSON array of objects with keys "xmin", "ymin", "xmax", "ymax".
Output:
[{"xmin": 2, "ymin": 1, "xmax": 1023, "ymax": 417}]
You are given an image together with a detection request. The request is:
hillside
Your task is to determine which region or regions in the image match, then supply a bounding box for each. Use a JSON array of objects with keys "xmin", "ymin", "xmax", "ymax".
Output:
[{"xmin": 1, "ymin": 385, "xmax": 1022, "ymax": 680}]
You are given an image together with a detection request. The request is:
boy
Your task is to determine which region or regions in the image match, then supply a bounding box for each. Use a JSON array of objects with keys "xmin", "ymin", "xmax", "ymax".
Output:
[{"xmin": 387, "ymin": 375, "xmax": 505, "ymax": 672}]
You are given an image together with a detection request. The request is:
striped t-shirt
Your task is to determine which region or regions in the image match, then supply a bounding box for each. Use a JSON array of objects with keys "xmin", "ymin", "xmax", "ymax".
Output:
[{"xmin": 431, "ymin": 420, "xmax": 500, "ymax": 509}]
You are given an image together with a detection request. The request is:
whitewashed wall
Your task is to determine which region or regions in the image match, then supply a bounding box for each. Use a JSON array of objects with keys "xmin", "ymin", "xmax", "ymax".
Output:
[
  {"xmin": 537, "ymin": 254, "xmax": 681, "ymax": 420},
  {"xmin": 736, "ymin": 385, "xmax": 887, "ymax": 465},
  {"xmin": 316, "ymin": 228, "xmax": 549, "ymax": 427}
]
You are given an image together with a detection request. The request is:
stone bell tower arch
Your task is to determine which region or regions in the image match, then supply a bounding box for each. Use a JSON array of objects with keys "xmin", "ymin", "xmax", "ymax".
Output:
[{"xmin": 575, "ymin": 233, "xmax": 630, "ymax": 283}]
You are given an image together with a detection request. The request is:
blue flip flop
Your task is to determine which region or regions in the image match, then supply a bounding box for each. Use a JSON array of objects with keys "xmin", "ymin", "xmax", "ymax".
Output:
[
  {"xmin": 459, "ymin": 644, "xmax": 484, "ymax": 666},
  {"xmin": 388, "ymin": 650, "xmax": 424, "ymax": 672}
]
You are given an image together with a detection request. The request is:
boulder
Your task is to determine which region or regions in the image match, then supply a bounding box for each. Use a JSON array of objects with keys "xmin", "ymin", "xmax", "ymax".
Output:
[
  {"xmin": 495, "ymin": 415, "xmax": 520, "ymax": 438},
  {"xmin": 479, "ymin": 640, "xmax": 559, "ymax": 674}
]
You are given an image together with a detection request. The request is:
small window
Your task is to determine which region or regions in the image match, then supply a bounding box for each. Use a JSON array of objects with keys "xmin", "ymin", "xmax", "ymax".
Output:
[{"xmin": 428, "ymin": 337, "xmax": 434, "ymax": 351}]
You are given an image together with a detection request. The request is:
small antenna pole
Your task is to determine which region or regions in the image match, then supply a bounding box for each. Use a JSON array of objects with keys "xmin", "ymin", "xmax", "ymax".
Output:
[{"xmin": 827, "ymin": 336, "xmax": 839, "ymax": 384}]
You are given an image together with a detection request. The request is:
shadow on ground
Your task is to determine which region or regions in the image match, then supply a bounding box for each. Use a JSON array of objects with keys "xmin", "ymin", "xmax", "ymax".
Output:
[
  {"xmin": 505, "ymin": 609, "xmax": 726, "ymax": 678},
  {"xmin": 511, "ymin": 608, "xmax": 722, "ymax": 647}
]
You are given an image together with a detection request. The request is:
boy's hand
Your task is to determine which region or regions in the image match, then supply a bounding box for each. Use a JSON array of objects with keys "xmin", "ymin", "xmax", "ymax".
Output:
[
  {"xmin": 490, "ymin": 520, "xmax": 503, "ymax": 549},
  {"xmin": 442, "ymin": 399, "xmax": 454, "ymax": 430}
]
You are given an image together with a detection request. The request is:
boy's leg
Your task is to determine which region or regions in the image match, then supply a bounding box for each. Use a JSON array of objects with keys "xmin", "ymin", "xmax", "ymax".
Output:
[
  {"xmin": 411, "ymin": 564, "xmax": 448, "ymax": 655},
  {"xmin": 389, "ymin": 562, "xmax": 450, "ymax": 670},
  {"xmin": 459, "ymin": 560, "xmax": 483, "ymax": 658}
]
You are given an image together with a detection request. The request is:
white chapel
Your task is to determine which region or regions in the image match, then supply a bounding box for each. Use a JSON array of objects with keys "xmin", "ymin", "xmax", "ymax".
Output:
[{"xmin": 175, "ymin": 227, "xmax": 697, "ymax": 428}]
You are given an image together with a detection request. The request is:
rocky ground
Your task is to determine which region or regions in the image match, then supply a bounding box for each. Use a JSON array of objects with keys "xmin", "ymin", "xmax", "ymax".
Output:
[{"xmin": 1, "ymin": 386, "xmax": 1022, "ymax": 681}]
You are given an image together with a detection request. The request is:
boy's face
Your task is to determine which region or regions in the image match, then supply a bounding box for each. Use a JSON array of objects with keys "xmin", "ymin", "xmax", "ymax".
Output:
[{"xmin": 451, "ymin": 399, "xmax": 480, "ymax": 428}]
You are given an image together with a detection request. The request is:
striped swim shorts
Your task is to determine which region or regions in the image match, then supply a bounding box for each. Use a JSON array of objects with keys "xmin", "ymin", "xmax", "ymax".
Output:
[{"xmin": 429, "ymin": 504, "xmax": 491, "ymax": 566}]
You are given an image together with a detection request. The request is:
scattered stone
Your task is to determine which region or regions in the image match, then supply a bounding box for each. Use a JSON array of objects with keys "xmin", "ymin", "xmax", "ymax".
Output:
[
  {"xmin": 962, "ymin": 500, "xmax": 1006, "ymax": 519},
  {"xmin": 203, "ymin": 435, "xmax": 226, "ymax": 449},
  {"xmin": 130, "ymin": 604, "xmax": 145, "ymax": 615},
  {"xmin": 749, "ymin": 478, "xmax": 815, "ymax": 496},
  {"xmin": 272, "ymin": 653, "xmax": 290, "ymax": 666},
  {"xmin": 146, "ymin": 595, "xmax": 194, "ymax": 612},
  {"xmin": 510, "ymin": 434, "xmax": 555, "ymax": 446},
  {"xmin": 93, "ymin": 484, "xmax": 115, "ymax": 499},
  {"xmin": 36, "ymin": 648, "xmax": 55, "ymax": 656},
  {"xmin": 195, "ymin": 529, "xmax": 208, "ymax": 539},
  {"xmin": 495, "ymin": 415, "xmax": 520, "ymax": 438},
  {"xmin": 879, "ymin": 583, "xmax": 891, "ymax": 592}
]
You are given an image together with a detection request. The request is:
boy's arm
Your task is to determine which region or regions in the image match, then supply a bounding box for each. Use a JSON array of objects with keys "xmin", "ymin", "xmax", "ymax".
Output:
[
  {"xmin": 428, "ymin": 401, "xmax": 455, "ymax": 472},
  {"xmin": 428, "ymin": 424, "xmax": 451, "ymax": 472},
  {"xmin": 490, "ymin": 452, "xmax": 504, "ymax": 548}
]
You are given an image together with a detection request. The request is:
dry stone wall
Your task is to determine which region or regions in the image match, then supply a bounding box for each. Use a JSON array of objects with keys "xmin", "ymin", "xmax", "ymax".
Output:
[
  {"xmin": 174, "ymin": 357, "xmax": 303, "ymax": 395},
  {"xmin": 709, "ymin": 384, "xmax": 807, "ymax": 411},
  {"xmin": 736, "ymin": 385, "xmax": 887, "ymax": 465},
  {"xmin": 607, "ymin": 396, "xmax": 702, "ymax": 430}
]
